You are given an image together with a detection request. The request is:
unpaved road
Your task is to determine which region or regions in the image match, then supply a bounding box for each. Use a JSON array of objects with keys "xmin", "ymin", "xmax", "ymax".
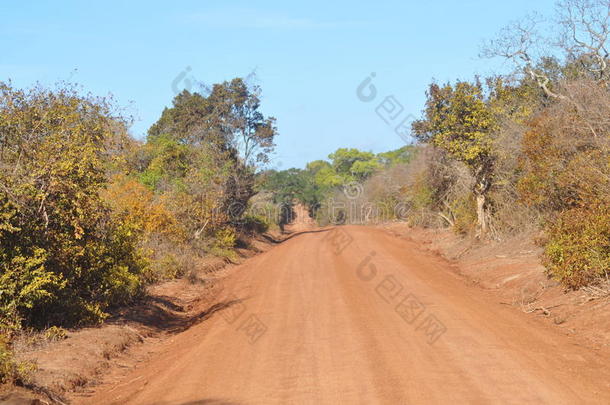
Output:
[{"xmin": 81, "ymin": 226, "xmax": 610, "ymax": 404}]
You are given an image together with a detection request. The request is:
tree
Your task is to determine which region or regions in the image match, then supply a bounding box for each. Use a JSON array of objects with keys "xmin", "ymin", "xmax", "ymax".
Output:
[
  {"xmin": 377, "ymin": 145, "xmax": 416, "ymax": 167},
  {"xmin": 149, "ymin": 78, "xmax": 277, "ymax": 170},
  {"xmin": 482, "ymin": 0, "xmax": 610, "ymax": 98},
  {"xmin": 207, "ymin": 78, "xmax": 277, "ymax": 168},
  {"xmin": 307, "ymin": 160, "xmax": 343, "ymax": 189},
  {"xmin": 148, "ymin": 90, "xmax": 215, "ymax": 145},
  {"xmin": 327, "ymin": 148, "xmax": 381, "ymax": 182},
  {"xmin": 413, "ymin": 80, "xmax": 497, "ymax": 237}
]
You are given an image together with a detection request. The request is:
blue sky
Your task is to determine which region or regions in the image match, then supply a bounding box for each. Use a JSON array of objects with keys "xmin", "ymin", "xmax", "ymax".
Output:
[{"xmin": 0, "ymin": 1, "xmax": 555, "ymax": 169}]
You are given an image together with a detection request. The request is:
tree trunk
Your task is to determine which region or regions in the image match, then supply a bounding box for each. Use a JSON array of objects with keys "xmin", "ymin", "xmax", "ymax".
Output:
[{"xmin": 475, "ymin": 192, "xmax": 487, "ymax": 239}]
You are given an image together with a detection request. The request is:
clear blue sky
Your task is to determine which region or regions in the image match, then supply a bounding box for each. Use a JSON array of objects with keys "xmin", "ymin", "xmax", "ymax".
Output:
[{"xmin": 1, "ymin": 0, "xmax": 555, "ymax": 169}]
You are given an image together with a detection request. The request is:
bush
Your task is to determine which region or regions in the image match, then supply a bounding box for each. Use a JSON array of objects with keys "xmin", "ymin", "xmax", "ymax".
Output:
[
  {"xmin": 151, "ymin": 253, "xmax": 184, "ymax": 280},
  {"xmin": 241, "ymin": 215, "xmax": 270, "ymax": 234},
  {"xmin": 0, "ymin": 333, "xmax": 34, "ymax": 385},
  {"xmin": 0, "ymin": 83, "xmax": 148, "ymax": 328},
  {"xmin": 450, "ymin": 194, "xmax": 478, "ymax": 235},
  {"xmin": 542, "ymin": 202, "xmax": 610, "ymax": 289},
  {"xmin": 44, "ymin": 326, "xmax": 68, "ymax": 341},
  {"xmin": 209, "ymin": 227, "xmax": 238, "ymax": 260}
]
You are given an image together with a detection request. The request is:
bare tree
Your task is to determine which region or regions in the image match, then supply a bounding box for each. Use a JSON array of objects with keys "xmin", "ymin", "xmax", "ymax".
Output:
[
  {"xmin": 482, "ymin": 0, "xmax": 610, "ymax": 96},
  {"xmin": 556, "ymin": 0, "xmax": 610, "ymax": 80},
  {"xmin": 481, "ymin": 13, "xmax": 565, "ymax": 99}
]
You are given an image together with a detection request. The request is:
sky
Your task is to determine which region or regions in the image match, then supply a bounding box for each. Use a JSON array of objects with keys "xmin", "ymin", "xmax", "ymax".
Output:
[{"xmin": 0, "ymin": 0, "xmax": 556, "ymax": 169}]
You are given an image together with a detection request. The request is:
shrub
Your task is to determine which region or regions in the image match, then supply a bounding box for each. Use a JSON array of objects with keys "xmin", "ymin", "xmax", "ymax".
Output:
[
  {"xmin": 214, "ymin": 227, "xmax": 237, "ymax": 249},
  {"xmin": 542, "ymin": 202, "xmax": 610, "ymax": 289},
  {"xmin": 209, "ymin": 227, "xmax": 238, "ymax": 260},
  {"xmin": 450, "ymin": 194, "xmax": 478, "ymax": 235},
  {"xmin": 44, "ymin": 326, "xmax": 68, "ymax": 341},
  {"xmin": 0, "ymin": 333, "xmax": 35, "ymax": 385},
  {"xmin": 153, "ymin": 253, "xmax": 183, "ymax": 280},
  {"xmin": 241, "ymin": 215, "xmax": 270, "ymax": 234},
  {"xmin": 0, "ymin": 83, "xmax": 148, "ymax": 328}
]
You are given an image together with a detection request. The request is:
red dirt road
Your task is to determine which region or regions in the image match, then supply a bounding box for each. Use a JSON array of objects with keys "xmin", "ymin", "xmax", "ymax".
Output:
[{"xmin": 82, "ymin": 226, "xmax": 610, "ymax": 404}]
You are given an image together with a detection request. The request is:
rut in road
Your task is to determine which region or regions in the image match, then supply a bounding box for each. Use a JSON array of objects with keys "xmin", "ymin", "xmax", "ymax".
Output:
[{"xmin": 80, "ymin": 226, "xmax": 610, "ymax": 405}]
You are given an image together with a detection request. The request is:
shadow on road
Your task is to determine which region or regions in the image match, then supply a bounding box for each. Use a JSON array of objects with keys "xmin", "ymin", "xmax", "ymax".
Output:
[
  {"xmin": 152, "ymin": 399, "xmax": 241, "ymax": 405},
  {"xmin": 274, "ymin": 228, "xmax": 332, "ymax": 243}
]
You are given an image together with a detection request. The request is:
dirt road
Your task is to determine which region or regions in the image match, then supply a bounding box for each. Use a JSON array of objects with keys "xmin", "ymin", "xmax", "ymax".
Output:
[{"xmin": 82, "ymin": 226, "xmax": 610, "ymax": 404}]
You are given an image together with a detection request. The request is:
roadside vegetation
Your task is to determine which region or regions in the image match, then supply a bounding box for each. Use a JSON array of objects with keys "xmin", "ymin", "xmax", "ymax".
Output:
[
  {"xmin": 262, "ymin": 0, "xmax": 609, "ymax": 292},
  {"xmin": 0, "ymin": 77, "xmax": 277, "ymax": 384},
  {"xmin": 1, "ymin": 0, "xmax": 608, "ymax": 390}
]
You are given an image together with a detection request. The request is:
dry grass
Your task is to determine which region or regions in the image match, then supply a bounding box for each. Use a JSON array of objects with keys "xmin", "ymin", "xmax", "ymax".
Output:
[{"xmin": 580, "ymin": 279, "xmax": 610, "ymax": 303}]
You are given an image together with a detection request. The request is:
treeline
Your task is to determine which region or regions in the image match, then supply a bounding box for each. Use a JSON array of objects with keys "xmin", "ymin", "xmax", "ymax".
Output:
[
  {"xmin": 0, "ymin": 77, "xmax": 277, "ymax": 382},
  {"xmin": 257, "ymin": 146, "xmax": 413, "ymax": 224},
  {"xmin": 263, "ymin": 0, "xmax": 609, "ymax": 291}
]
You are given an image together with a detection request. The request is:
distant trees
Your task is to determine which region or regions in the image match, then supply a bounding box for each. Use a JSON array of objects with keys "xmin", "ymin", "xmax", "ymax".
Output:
[
  {"xmin": 328, "ymin": 148, "xmax": 382, "ymax": 182},
  {"xmin": 258, "ymin": 145, "xmax": 415, "ymax": 225}
]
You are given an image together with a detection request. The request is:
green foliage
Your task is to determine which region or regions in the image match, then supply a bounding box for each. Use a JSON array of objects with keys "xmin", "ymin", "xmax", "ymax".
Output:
[
  {"xmin": 142, "ymin": 80, "xmax": 279, "ymax": 242},
  {"xmin": 148, "ymin": 78, "xmax": 277, "ymax": 168},
  {"xmin": 0, "ymin": 76, "xmax": 278, "ymax": 359},
  {"xmin": 377, "ymin": 145, "xmax": 416, "ymax": 167},
  {"xmin": 413, "ymin": 79, "xmax": 499, "ymax": 236},
  {"xmin": 328, "ymin": 148, "xmax": 381, "ymax": 181},
  {"xmin": 0, "ymin": 248, "xmax": 64, "ymax": 331},
  {"xmin": 138, "ymin": 133, "xmax": 191, "ymax": 190},
  {"xmin": 261, "ymin": 168, "xmax": 309, "ymax": 204},
  {"xmin": 413, "ymin": 81, "xmax": 497, "ymax": 167},
  {"xmin": 210, "ymin": 227, "xmax": 238, "ymax": 260},
  {"xmin": 215, "ymin": 228, "xmax": 237, "ymax": 248},
  {"xmin": 259, "ymin": 147, "xmax": 390, "ymax": 221}
]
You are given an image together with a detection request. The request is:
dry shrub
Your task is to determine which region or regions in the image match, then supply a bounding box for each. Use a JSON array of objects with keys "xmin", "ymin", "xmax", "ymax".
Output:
[
  {"xmin": 0, "ymin": 333, "xmax": 34, "ymax": 385},
  {"xmin": 520, "ymin": 79, "xmax": 610, "ymax": 288},
  {"xmin": 322, "ymin": 145, "xmax": 479, "ymax": 231},
  {"xmin": 488, "ymin": 118, "xmax": 543, "ymax": 237},
  {"xmin": 542, "ymin": 202, "xmax": 610, "ymax": 289},
  {"xmin": 403, "ymin": 146, "xmax": 475, "ymax": 230},
  {"xmin": 519, "ymin": 80, "xmax": 610, "ymax": 211}
]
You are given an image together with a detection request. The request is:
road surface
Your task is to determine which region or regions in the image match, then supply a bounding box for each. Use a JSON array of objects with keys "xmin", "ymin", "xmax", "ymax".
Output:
[{"xmin": 82, "ymin": 226, "xmax": 610, "ymax": 404}]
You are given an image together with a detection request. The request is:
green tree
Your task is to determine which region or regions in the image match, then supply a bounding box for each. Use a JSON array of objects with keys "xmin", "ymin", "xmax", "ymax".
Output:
[
  {"xmin": 377, "ymin": 145, "xmax": 416, "ymax": 167},
  {"xmin": 328, "ymin": 148, "xmax": 381, "ymax": 181},
  {"xmin": 413, "ymin": 80, "xmax": 497, "ymax": 237},
  {"xmin": 149, "ymin": 77, "xmax": 277, "ymax": 170}
]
